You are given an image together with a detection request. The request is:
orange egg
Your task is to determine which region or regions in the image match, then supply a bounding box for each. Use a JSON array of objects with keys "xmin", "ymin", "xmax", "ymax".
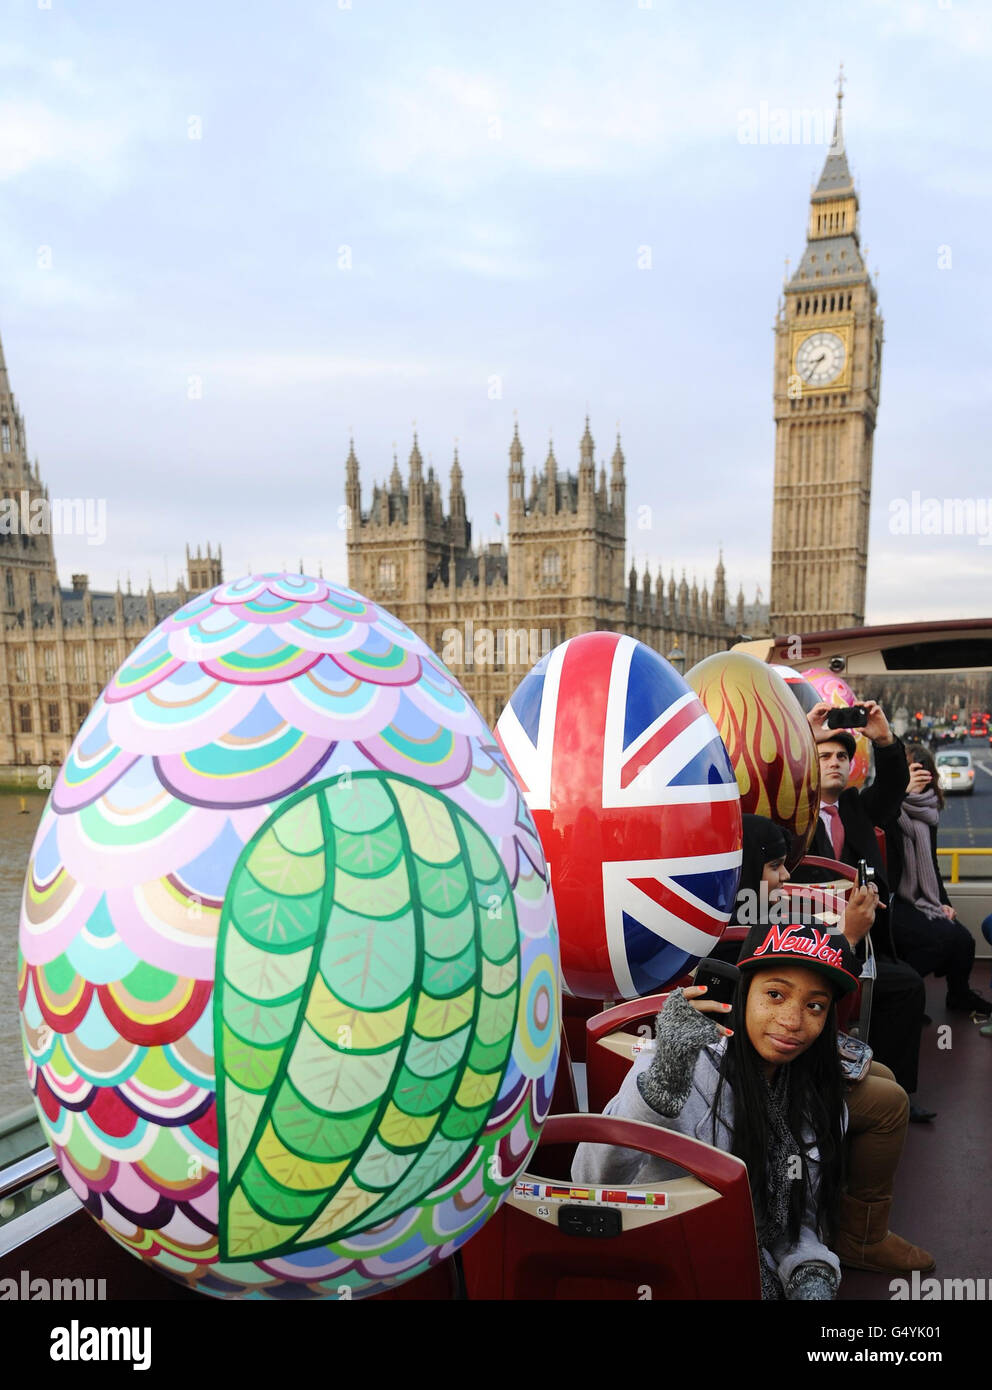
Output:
[{"xmin": 687, "ymin": 650, "xmax": 820, "ymax": 867}]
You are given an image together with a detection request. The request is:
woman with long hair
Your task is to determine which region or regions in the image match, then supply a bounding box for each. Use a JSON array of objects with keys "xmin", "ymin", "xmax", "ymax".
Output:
[
  {"xmin": 887, "ymin": 744, "xmax": 991, "ymax": 1017},
  {"xmin": 573, "ymin": 916, "xmax": 855, "ymax": 1299},
  {"xmin": 714, "ymin": 814, "xmax": 934, "ymax": 1273}
]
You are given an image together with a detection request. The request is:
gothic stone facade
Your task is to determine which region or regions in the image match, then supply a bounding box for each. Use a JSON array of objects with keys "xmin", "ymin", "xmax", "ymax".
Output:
[
  {"xmin": 0, "ymin": 326, "xmax": 223, "ymax": 767},
  {"xmin": 346, "ymin": 420, "xmax": 753, "ymax": 728}
]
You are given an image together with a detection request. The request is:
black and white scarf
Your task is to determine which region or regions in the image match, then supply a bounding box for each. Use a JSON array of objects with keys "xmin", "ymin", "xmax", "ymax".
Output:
[
  {"xmin": 756, "ymin": 1066, "xmax": 802, "ymax": 1301},
  {"xmin": 897, "ymin": 790, "xmax": 945, "ymax": 921}
]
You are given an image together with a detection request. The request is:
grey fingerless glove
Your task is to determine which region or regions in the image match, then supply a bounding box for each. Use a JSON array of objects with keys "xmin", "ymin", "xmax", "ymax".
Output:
[
  {"xmin": 785, "ymin": 1262, "xmax": 839, "ymax": 1301},
  {"xmin": 636, "ymin": 987, "xmax": 724, "ymax": 1117}
]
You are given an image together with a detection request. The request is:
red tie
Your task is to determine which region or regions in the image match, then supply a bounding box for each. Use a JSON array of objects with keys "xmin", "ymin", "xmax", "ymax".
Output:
[{"xmin": 822, "ymin": 804, "xmax": 845, "ymax": 859}]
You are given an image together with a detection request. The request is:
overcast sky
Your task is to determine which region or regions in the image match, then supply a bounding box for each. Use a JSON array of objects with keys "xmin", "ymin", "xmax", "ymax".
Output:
[{"xmin": 0, "ymin": 0, "xmax": 989, "ymax": 625}]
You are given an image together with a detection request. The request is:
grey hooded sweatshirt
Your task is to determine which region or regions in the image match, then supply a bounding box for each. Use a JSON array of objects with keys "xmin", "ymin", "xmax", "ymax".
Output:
[{"xmin": 571, "ymin": 989, "xmax": 843, "ymax": 1298}]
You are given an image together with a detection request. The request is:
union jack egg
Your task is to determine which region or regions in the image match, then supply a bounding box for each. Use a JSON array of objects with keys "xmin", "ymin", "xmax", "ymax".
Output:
[
  {"xmin": 495, "ymin": 632, "xmax": 741, "ymax": 1001},
  {"xmin": 17, "ymin": 573, "xmax": 559, "ymax": 1299},
  {"xmin": 687, "ymin": 651, "xmax": 820, "ymax": 870},
  {"xmin": 802, "ymin": 668, "xmax": 873, "ymax": 790}
]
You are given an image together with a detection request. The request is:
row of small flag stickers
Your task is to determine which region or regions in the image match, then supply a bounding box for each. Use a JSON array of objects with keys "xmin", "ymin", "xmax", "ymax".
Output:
[{"xmin": 513, "ymin": 1182, "xmax": 668, "ymax": 1209}]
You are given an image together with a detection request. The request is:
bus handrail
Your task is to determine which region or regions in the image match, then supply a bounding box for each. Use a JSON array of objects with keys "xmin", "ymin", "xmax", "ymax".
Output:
[{"xmin": 936, "ymin": 847, "xmax": 992, "ymax": 885}]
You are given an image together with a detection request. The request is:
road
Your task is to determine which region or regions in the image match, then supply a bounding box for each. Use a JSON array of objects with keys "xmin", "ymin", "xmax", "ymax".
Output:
[{"xmin": 933, "ymin": 735, "xmax": 992, "ymax": 876}]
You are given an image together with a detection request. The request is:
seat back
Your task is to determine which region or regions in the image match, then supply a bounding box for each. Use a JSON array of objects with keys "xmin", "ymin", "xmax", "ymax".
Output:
[
  {"xmin": 461, "ymin": 1113, "xmax": 761, "ymax": 1301},
  {"xmin": 562, "ymin": 994, "xmax": 606, "ymax": 1064},
  {"xmin": 585, "ymin": 995, "xmax": 669, "ymax": 1116},
  {"xmin": 874, "ymin": 826, "xmax": 888, "ymax": 873},
  {"xmin": 549, "ymin": 1026, "xmax": 579, "ymax": 1115}
]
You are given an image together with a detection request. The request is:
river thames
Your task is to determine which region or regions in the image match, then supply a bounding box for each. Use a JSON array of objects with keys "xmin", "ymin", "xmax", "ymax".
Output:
[{"xmin": 0, "ymin": 794, "xmax": 44, "ymax": 1117}]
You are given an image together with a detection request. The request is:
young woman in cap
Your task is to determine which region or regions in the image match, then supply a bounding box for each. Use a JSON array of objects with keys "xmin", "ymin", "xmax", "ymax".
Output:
[
  {"xmin": 716, "ymin": 814, "xmax": 935, "ymax": 1275},
  {"xmin": 573, "ymin": 917, "xmax": 857, "ymax": 1300}
]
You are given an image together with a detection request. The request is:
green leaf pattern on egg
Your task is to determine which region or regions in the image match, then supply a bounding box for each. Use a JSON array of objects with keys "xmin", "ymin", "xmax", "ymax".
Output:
[{"xmin": 215, "ymin": 771, "xmax": 520, "ymax": 1259}]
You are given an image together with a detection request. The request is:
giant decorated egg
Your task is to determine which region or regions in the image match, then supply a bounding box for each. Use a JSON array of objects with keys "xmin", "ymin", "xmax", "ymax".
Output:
[
  {"xmin": 17, "ymin": 573, "xmax": 559, "ymax": 1299},
  {"xmin": 687, "ymin": 651, "xmax": 820, "ymax": 869},
  {"xmin": 494, "ymin": 632, "xmax": 741, "ymax": 1001},
  {"xmin": 802, "ymin": 668, "xmax": 873, "ymax": 789},
  {"xmin": 772, "ymin": 665, "xmax": 821, "ymax": 716}
]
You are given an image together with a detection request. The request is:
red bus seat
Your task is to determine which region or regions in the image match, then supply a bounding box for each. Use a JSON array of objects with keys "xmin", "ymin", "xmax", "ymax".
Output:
[
  {"xmin": 874, "ymin": 826, "xmax": 888, "ymax": 872},
  {"xmin": 585, "ymin": 995, "xmax": 669, "ymax": 1116},
  {"xmin": 461, "ymin": 1113, "xmax": 761, "ymax": 1301},
  {"xmin": 562, "ymin": 994, "xmax": 604, "ymax": 1064},
  {"xmin": 549, "ymin": 1026, "xmax": 579, "ymax": 1115}
]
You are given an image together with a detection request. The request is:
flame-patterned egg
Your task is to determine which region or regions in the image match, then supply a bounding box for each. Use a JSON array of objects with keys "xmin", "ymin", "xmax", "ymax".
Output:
[
  {"xmin": 802, "ymin": 668, "xmax": 873, "ymax": 790},
  {"xmin": 17, "ymin": 574, "xmax": 559, "ymax": 1300},
  {"xmin": 687, "ymin": 651, "xmax": 820, "ymax": 868}
]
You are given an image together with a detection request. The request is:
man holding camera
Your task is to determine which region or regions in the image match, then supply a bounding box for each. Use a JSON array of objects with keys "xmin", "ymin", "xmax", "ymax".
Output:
[{"xmin": 803, "ymin": 700, "xmax": 934, "ymax": 1123}]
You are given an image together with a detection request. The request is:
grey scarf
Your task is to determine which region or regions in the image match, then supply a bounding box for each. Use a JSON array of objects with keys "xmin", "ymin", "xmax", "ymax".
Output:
[{"xmin": 897, "ymin": 790, "xmax": 945, "ymax": 921}]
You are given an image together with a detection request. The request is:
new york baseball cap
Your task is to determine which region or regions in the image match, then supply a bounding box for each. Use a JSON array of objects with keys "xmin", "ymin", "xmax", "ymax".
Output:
[{"xmin": 737, "ymin": 919, "xmax": 860, "ymax": 997}]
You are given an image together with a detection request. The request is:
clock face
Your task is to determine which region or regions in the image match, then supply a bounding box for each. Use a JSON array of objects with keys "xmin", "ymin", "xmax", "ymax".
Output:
[{"xmin": 795, "ymin": 331, "xmax": 846, "ymax": 386}]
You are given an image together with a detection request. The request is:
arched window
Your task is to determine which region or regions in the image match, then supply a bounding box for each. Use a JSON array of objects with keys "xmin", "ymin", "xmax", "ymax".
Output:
[
  {"xmin": 19, "ymin": 703, "xmax": 31, "ymax": 733},
  {"xmin": 1, "ymin": 421, "xmax": 10, "ymax": 453},
  {"xmin": 29, "ymin": 573, "xmax": 36, "ymax": 602},
  {"xmin": 542, "ymin": 550, "xmax": 561, "ymax": 585},
  {"xmin": 5, "ymin": 570, "xmax": 13, "ymax": 608},
  {"xmin": 377, "ymin": 557, "xmax": 397, "ymax": 588}
]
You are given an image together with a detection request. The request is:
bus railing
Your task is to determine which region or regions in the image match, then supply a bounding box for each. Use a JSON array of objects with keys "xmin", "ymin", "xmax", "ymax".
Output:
[{"xmin": 936, "ymin": 847, "xmax": 992, "ymax": 884}]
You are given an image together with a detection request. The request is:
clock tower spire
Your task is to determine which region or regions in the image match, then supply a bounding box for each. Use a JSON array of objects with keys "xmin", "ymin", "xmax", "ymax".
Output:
[{"xmin": 769, "ymin": 73, "xmax": 883, "ymax": 633}]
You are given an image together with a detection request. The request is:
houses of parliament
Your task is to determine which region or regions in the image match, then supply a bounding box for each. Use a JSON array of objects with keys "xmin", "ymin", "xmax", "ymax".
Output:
[{"xmin": 0, "ymin": 79, "xmax": 878, "ymax": 760}]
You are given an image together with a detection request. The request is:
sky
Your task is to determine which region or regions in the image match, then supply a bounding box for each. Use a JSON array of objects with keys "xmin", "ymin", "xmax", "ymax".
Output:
[{"xmin": 0, "ymin": 0, "xmax": 990, "ymax": 624}]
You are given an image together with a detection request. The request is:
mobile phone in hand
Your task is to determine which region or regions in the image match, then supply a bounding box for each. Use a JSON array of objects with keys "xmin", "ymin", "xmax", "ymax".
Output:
[
  {"xmin": 826, "ymin": 705, "xmax": 869, "ymax": 729},
  {"xmin": 693, "ymin": 958, "xmax": 740, "ymax": 1031}
]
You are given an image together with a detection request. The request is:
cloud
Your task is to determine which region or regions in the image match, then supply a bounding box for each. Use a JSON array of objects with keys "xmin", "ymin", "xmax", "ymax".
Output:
[
  {"xmin": 0, "ymin": 100, "xmax": 134, "ymax": 185},
  {"xmin": 866, "ymin": 0, "xmax": 992, "ymax": 55},
  {"xmin": 191, "ymin": 353, "xmax": 451, "ymax": 389},
  {"xmin": 867, "ymin": 545, "xmax": 991, "ymax": 624}
]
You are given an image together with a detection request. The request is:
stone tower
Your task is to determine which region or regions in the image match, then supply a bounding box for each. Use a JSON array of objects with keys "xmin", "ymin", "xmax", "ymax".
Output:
[
  {"xmin": 185, "ymin": 542, "xmax": 223, "ymax": 592},
  {"xmin": 506, "ymin": 417, "xmax": 627, "ymax": 639},
  {"xmin": 770, "ymin": 75, "xmax": 883, "ymax": 633},
  {"xmin": 0, "ymin": 328, "xmax": 59, "ymax": 618}
]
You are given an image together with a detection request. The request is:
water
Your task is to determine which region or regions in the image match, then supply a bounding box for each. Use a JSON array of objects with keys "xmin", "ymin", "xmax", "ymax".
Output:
[{"xmin": 0, "ymin": 794, "xmax": 44, "ymax": 1119}]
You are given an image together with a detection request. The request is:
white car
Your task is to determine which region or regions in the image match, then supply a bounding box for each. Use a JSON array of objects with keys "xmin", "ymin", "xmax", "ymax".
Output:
[{"xmin": 936, "ymin": 750, "xmax": 975, "ymax": 795}]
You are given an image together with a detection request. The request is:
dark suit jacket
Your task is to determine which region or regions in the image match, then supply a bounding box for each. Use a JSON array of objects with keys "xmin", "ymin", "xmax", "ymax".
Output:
[{"xmin": 800, "ymin": 738, "xmax": 910, "ymax": 957}]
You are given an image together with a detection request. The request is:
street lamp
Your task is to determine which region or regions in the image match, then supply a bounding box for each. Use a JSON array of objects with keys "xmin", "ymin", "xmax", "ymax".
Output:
[{"xmin": 667, "ymin": 642, "xmax": 686, "ymax": 675}]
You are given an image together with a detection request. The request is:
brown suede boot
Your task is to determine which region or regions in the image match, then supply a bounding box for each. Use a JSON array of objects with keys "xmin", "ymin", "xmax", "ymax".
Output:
[{"xmin": 834, "ymin": 1195, "xmax": 935, "ymax": 1273}]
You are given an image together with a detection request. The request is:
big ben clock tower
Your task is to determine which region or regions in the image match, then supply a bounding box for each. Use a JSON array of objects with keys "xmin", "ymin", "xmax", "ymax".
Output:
[{"xmin": 770, "ymin": 72, "xmax": 883, "ymax": 633}]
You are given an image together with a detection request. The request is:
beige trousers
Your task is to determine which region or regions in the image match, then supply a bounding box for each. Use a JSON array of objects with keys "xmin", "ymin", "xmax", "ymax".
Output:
[{"xmin": 844, "ymin": 1059, "xmax": 910, "ymax": 1203}]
